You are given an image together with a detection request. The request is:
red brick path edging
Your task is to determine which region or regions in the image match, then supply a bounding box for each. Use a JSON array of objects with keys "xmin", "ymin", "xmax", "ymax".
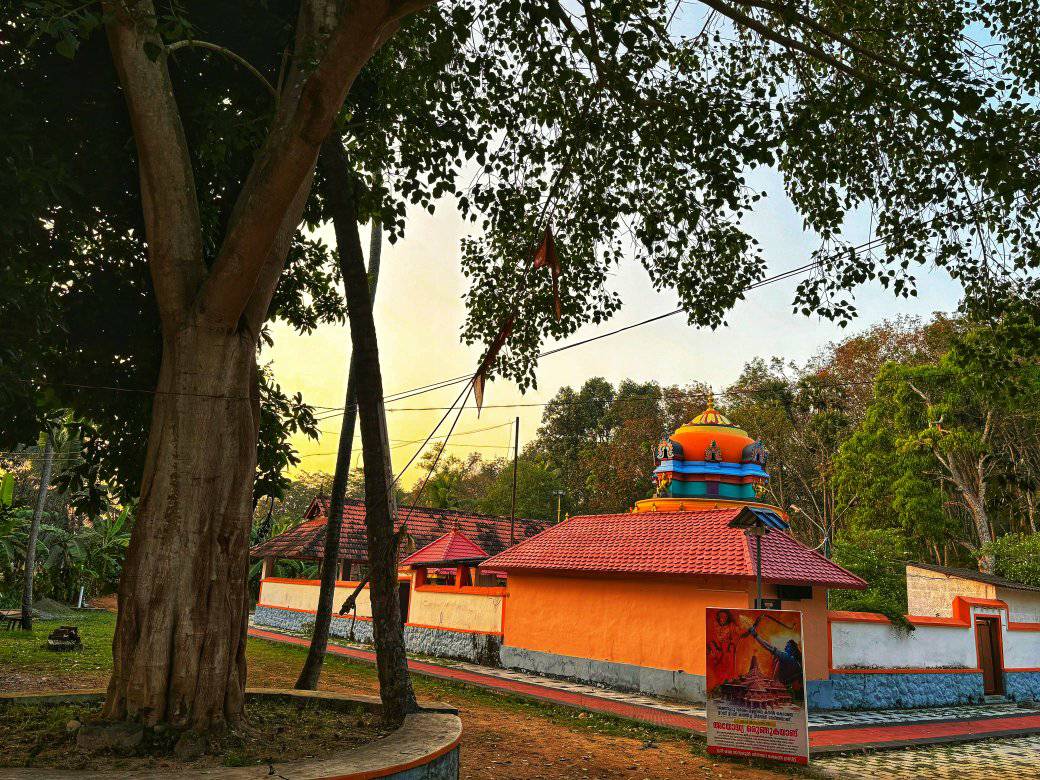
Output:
[
  {"xmin": 247, "ymin": 627, "xmax": 1040, "ymax": 755},
  {"xmin": 810, "ymin": 713, "xmax": 1040, "ymax": 754}
]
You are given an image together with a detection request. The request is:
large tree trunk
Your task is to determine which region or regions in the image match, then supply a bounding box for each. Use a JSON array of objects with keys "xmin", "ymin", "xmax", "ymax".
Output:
[
  {"xmin": 296, "ymin": 142, "xmax": 383, "ymax": 690},
  {"xmin": 100, "ymin": 0, "xmax": 429, "ymax": 734},
  {"xmin": 102, "ymin": 325, "xmax": 258, "ymax": 732},
  {"xmin": 321, "ymin": 138, "xmax": 417, "ymax": 722},
  {"xmin": 21, "ymin": 433, "xmax": 54, "ymax": 630}
]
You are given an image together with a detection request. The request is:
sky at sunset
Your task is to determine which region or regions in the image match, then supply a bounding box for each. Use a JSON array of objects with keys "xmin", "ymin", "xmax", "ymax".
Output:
[{"xmin": 265, "ymin": 167, "xmax": 965, "ymax": 486}]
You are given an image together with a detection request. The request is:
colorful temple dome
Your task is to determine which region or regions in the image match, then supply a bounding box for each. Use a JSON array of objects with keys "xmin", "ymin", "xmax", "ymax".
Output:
[{"xmin": 633, "ymin": 394, "xmax": 781, "ymax": 516}]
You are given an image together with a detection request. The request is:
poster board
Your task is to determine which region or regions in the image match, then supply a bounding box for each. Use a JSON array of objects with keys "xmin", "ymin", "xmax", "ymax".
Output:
[{"xmin": 705, "ymin": 607, "xmax": 809, "ymax": 765}]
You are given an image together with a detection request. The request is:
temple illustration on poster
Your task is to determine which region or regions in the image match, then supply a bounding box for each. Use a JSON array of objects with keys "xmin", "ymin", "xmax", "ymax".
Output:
[{"xmin": 719, "ymin": 656, "xmax": 794, "ymax": 709}]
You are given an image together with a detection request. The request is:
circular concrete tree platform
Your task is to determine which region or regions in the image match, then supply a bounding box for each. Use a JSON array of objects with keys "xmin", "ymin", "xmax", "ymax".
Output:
[{"xmin": 0, "ymin": 689, "xmax": 461, "ymax": 779}]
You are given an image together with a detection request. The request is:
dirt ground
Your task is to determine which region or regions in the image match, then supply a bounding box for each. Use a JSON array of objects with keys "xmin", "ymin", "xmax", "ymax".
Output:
[
  {"xmin": 0, "ymin": 698, "xmax": 386, "ymax": 772},
  {"xmin": 2, "ymin": 616, "xmax": 799, "ymax": 780},
  {"xmin": 254, "ymin": 639, "xmax": 799, "ymax": 780}
]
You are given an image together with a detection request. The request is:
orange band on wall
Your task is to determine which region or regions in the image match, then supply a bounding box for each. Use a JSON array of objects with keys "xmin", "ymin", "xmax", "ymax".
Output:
[
  {"xmin": 414, "ymin": 585, "xmax": 508, "ymax": 596},
  {"xmin": 260, "ymin": 577, "xmax": 363, "ymax": 587},
  {"xmin": 828, "ymin": 597, "xmax": 1033, "ymax": 630}
]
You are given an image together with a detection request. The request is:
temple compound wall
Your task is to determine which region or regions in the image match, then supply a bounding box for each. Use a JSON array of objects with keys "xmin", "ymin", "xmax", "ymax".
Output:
[
  {"xmin": 255, "ymin": 576, "xmax": 505, "ymax": 665},
  {"xmin": 497, "ymin": 572, "xmax": 834, "ymax": 703},
  {"xmin": 816, "ymin": 596, "xmax": 1040, "ymax": 709},
  {"xmin": 254, "ymin": 575, "xmax": 1040, "ymax": 711}
]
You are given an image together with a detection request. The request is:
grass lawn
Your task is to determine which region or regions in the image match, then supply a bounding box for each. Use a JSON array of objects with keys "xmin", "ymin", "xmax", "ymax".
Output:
[
  {"xmin": 0, "ymin": 611, "xmax": 115, "ymax": 692},
  {"xmin": 1, "ymin": 612, "xmax": 806, "ymax": 779}
]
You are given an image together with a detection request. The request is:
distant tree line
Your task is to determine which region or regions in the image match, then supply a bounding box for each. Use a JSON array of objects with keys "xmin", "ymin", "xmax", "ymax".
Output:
[
  {"xmin": 267, "ymin": 302, "xmax": 1038, "ymax": 619},
  {"xmin": 0, "ymin": 427, "xmax": 131, "ymax": 611}
]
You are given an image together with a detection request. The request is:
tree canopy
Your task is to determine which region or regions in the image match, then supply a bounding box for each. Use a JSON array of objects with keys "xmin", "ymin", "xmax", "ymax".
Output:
[
  {"xmin": 6, "ymin": 0, "xmax": 1040, "ymax": 720},
  {"xmin": 835, "ymin": 306, "xmax": 1040, "ymax": 567},
  {"xmin": 7, "ymin": 0, "xmax": 1040, "ymax": 482},
  {"xmin": 1, "ymin": 5, "xmax": 335, "ymax": 512}
]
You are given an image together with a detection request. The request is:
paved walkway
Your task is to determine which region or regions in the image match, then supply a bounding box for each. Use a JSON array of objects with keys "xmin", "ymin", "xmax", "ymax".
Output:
[
  {"xmin": 247, "ymin": 626, "xmax": 1040, "ymax": 756},
  {"xmin": 817, "ymin": 734, "xmax": 1040, "ymax": 778}
]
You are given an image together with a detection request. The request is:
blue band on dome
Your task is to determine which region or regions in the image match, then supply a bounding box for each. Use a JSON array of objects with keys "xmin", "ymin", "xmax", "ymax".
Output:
[{"xmin": 654, "ymin": 460, "xmax": 769, "ymax": 479}]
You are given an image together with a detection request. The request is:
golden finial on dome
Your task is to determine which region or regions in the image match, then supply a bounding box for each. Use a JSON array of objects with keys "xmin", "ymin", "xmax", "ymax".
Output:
[{"xmin": 688, "ymin": 389, "xmax": 733, "ymax": 426}]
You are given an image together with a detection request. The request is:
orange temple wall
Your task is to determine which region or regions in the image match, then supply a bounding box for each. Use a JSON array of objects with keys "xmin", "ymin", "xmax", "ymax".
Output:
[
  {"xmin": 503, "ymin": 572, "xmax": 749, "ymax": 676},
  {"xmin": 503, "ymin": 572, "xmax": 831, "ymax": 680}
]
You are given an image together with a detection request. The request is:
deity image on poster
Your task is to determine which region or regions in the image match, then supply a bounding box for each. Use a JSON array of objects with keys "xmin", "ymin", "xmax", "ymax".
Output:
[{"xmin": 705, "ymin": 607, "xmax": 809, "ymax": 765}]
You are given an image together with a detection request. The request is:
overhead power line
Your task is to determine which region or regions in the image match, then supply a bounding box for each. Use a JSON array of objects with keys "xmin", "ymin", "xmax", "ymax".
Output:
[{"xmin": 14, "ymin": 189, "xmax": 1014, "ymax": 414}]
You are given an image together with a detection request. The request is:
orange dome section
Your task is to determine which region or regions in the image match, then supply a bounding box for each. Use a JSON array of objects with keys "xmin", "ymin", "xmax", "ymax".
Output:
[
  {"xmin": 670, "ymin": 423, "xmax": 756, "ymax": 464},
  {"xmin": 664, "ymin": 393, "xmax": 755, "ymax": 463}
]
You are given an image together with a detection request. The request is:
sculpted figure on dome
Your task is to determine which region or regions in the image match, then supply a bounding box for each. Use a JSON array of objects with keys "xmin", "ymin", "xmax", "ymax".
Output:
[
  {"xmin": 654, "ymin": 472, "xmax": 673, "ymax": 497},
  {"xmin": 704, "ymin": 439, "xmax": 723, "ymax": 463},
  {"xmin": 655, "ymin": 436, "xmax": 684, "ymax": 463},
  {"xmin": 742, "ymin": 439, "xmax": 769, "ymax": 466}
]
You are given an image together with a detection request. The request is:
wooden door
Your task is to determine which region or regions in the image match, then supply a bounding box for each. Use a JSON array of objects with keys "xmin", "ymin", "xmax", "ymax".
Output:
[{"xmin": 975, "ymin": 617, "xmax": 1004, "ymax": 695}]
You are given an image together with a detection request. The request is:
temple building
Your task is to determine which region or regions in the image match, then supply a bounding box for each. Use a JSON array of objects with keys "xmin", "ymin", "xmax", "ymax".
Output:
[
  {"xmin": 480, "ymin": 399, "xmax": 864, "ymax": 703},
  {"xmin": 720, "ymin": 656, "xmax": 794, "ymax": 709},
  {"xmin": 641, "ymin": 394, "xmax": 773, "ymax": 511},
  {"xmin": 252, "ymin": 398, "xmax": 1040, "ymax": 710},
  {"xmin": 252, "ymin": 498, "xmax": 543, "ymax": 662}
]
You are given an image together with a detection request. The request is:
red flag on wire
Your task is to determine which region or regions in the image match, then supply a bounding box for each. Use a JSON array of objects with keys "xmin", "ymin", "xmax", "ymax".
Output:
[
  {"xmin": 472, "ymin": 317, "xmax": 514, "ymax": 415},
  {"xmin": 532, "ymin": 225, "xmax": 562, "ymax": 321},
  {"xmin": 473, "ymin": 373, "xmax": 486, "ymax": 415}
]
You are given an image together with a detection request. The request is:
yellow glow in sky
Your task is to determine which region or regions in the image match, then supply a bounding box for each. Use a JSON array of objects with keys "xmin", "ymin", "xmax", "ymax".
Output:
[{"xmin": 265, "ymin": 187, "xmax": 962, "ymax": 488}]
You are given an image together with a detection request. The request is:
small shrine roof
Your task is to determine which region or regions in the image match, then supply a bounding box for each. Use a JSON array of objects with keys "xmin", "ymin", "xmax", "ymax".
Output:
[
  {"xmin": 400, "ymin": 530, "xmax": 489, "ymax": 567},
  {"xmin": 251, "ymin": 498, "xmax": 546, "ymax": 562},
  {"xmin": 481, "ymin": 507, "xmax": 866, "ymax": 590}
]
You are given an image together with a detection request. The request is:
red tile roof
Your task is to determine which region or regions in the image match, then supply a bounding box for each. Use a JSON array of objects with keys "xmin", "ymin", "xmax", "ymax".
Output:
[
  {"xmin": 251, "ymin": 497, "xmax": 547, "ymax": 562},
  {"xmin": 480, "ymin": 507, "xmax": 867, "ymax": 590},
  {"xmin": 400, "ymin": 530, "xmax": 489, "ymax": 567}
]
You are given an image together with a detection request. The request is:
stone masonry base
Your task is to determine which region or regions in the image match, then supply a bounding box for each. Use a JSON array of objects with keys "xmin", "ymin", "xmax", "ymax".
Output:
[
  {"xmin": 499, "ymin": 645, "xmax": 707, "ymax": 703},
  {"xmin": 253, "ymin": 605, "xmax": 502, "ymax": 666}
]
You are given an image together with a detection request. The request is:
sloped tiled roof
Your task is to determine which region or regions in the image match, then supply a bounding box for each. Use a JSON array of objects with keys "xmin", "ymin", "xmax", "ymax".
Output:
[
  {"xmin": 400, "ymin": 530, "xmax": 489, "ymax": 567},
  {"xmin": 481, "ymin": 507, "xmax": 866, "ymax": 590},
  {"xmin": 908, "ymin": 562, "xmax": 1040, "ymax": 593},
  {"xmin": 251, "ymin": 497, "xmax": 546, "ymax": 561}
]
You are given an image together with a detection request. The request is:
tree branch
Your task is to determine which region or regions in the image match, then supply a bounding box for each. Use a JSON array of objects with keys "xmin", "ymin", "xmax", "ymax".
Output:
[
  {"xmin": 239, "ymin": 171, "xmax": 316, "ymax": 339},
  {"xmin": 197, "ymin": 0, "xmax": 436, "ymax": 331},
  {"xmin": 730, "ymin": 0, "xmax": 932, "ymax": 83},
  {"xmin": 167, "ymin": 40, "xmax": 277, "ymax": 96},
  {"xmin": 104, "ymin": 0, "xmax": 205, "ymax": 329},
  {"xmin": 695, "ymin": 0, "xmax": 869, "ymax": 82}
]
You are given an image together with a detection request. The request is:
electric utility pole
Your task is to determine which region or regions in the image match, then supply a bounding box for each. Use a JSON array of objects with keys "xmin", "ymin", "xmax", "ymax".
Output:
[{"xmin": 509, "ymin": 416, "xmax": 519, "ymax": 544}]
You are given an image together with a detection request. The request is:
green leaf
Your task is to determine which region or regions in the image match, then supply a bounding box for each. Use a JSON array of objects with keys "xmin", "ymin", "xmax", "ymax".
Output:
[
  {"xmin": 55, "ymin": 35, "xmax": 77, "ymax": 59},
  {"xmin": 0, "ymin": 473, "xmax": 13, "ymax": 508}
]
